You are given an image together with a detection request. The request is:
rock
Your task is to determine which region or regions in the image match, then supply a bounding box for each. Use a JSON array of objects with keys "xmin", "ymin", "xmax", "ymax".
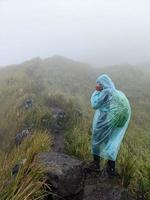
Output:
[
  {"xmin": 52, "ymin": 107, "xmax": 66, "ymax": 119},
  {"xmin": 83, "ymin": 185, "xmax": 97, "ymax": 200},
  {"xmin": 15, "ymin": 128, "xmax": 32, "ymax": 146},
  {"xmin": 12, "ymin": 164, "xmax": 20, "ymax": 177},
  {"xmin": 24, "ymin": 99, "xmax": 33, "ymax": 110},
  {"xmin": 83, "ymin": 184, "xmax": 131, "ymax": 200},
  {"xmin": 51, "ymin": 107, "xmax": 66, "ymax": 133},
  {"xmin": 83, "ymin": 171, "xmax": 133, "ymax": 200},
  {"xmin": 12, "ymin": 159, "xmax": 27, "ymax": 177},
  {"xmin": 38, "ymin": 151, "xmax": 85, "ymax": 200}
]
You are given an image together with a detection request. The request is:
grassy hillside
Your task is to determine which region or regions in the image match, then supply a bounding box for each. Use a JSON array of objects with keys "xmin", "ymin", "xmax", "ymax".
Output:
[
  {"xmin": 0, "ymin": 56, "xmax": 149, "ymax": 145},
  {"xmin": 0, "ymin": 56, "xmax": 149, "ymax": 199}
]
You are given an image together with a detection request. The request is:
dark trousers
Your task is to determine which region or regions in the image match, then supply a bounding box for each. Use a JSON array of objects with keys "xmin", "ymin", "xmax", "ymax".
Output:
[{"xmin": 93, "ymin": 154, "xmax": 100, "ymax": 162}]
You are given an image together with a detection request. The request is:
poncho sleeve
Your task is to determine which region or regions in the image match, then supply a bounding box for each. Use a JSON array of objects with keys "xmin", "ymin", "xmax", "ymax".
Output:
[{"xmin": 91, "ymin": 90, "xmax": 109, "ymax": 110}]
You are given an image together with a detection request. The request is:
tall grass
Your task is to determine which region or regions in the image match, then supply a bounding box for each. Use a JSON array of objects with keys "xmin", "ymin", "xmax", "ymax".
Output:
[
  {"xmin": 0, "ymin": 131, "xmax": 52, "ymax": 200},
  {"xmin": 65, "ymin": 116, "xmax": 150, "ymax": 199},
  {"xmin": 117, "ymin": 142, "xmax": 136, "ymax": 187},
  {"xmin": 135, "ymin": 165, "xmax": 150, "ymax": 200},
  {"xmin": 65, "ymin": 118, "xmax": 92, "ymax": 161}
]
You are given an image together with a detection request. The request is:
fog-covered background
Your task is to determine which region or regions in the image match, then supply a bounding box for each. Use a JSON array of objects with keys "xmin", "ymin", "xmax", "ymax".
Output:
[{"xmin": 0, "ymin": 0, "xmax": 150, "ymax": 66}]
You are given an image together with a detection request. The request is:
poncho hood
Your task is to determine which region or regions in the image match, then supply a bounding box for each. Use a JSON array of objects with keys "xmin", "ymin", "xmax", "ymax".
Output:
[{"xmin": 96, "ymin": 74, "xmax": 115, "ymax": 90}]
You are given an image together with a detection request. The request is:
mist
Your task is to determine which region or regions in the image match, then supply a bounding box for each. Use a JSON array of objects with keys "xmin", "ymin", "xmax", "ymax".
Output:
[{"xmin": 0, "ymin": 0, "xmax": 150, "ymax": 67}]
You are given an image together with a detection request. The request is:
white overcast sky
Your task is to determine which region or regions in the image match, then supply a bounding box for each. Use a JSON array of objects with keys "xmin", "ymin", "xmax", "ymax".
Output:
[{"xmin": 0, "ymin": 0, "xmax": 150, "ymax": 66}]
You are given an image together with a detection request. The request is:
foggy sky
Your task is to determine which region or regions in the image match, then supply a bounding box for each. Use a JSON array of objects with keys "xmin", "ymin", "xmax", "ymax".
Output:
[{"xmin": 0, "ymin": 0, "xmax": 150, "ymax": 67}]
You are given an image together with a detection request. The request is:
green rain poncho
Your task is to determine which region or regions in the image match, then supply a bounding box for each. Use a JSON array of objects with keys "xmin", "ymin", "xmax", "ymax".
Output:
[{"xmin": 91, "ymin": 74, "xmax": 131, "ymax": 161}]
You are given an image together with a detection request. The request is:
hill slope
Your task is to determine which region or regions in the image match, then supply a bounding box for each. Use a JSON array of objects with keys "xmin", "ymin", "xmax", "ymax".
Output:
[
  {"xmin": 0, "ymin": 56, "xmax": 150, "ymax": 140},
  {"xmin": 0, "ymin": 56, "xmax": 149, "ymax": 199}
]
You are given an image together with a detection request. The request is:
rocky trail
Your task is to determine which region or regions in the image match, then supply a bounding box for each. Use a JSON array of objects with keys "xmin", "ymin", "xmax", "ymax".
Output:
[
  {"xmin": 38, "ymin": 107, "xmax": 133, "ymax": 200},
  {"xmin": 52, "ymin": 130, "xmax": 65, "ymax": 153},
  {"xmin": 14, "ymin": 105, "xmax": 133, "ymax": 200}
]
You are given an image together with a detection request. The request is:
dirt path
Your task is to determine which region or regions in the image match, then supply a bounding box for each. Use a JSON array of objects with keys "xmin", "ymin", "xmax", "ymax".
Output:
[
  {"xmin": 49, "ymin": 129, "xmax": 131, "ymax": 200},
  {"xmin": 51, "ymin": 130, "xmax": 65, "ymax": 152}
]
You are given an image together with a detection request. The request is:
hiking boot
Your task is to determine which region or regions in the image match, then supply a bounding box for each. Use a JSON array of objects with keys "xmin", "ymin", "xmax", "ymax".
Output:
[
  {"xmin": 106, "ymin": 160, "xmax": 116, "ymax": 177},
  {"xmin": 84, "ymin": 155, "xmax": 100, "ymax": 172},
  {"xmin": 106, "ymin": 166, "xmax": 115, "ymax": 176},
  {"xmin": 86, "ymin": 161, "xmax": 100, "ymax": 172}
]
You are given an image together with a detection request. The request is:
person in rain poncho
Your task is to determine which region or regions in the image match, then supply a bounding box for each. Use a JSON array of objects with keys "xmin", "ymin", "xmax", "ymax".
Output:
[{"xmin": 88, "ymin": 74, "xmax": 131, "ymax": 176}]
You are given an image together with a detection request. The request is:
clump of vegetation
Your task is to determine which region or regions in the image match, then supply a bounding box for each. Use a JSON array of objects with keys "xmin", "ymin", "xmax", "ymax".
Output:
[
  {"xmin": 22, "ymin": 108, "xmax": 53, "ymax": 130},
  {"xmin": 65, "ymin": 116, "xmax": 150, "ymax": 199},
  {"xmin": 0, "ymin": 131, "xmax": 52, "ymax": 200},
  {"xmin": 135, "ymin": 165, "xmax": 150, "ymax": 200},
  {"xmin": 117, "ymin": 142, "xmax": 136, "ymax": 187},
  {"xmin": 65, "ymin": 118, "xmax": 92, "ymax": 161}
]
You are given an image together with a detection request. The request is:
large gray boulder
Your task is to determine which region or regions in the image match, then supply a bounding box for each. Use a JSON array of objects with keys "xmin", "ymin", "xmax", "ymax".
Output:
[{"xmin": 38, "ymin": 151, "xmax": 85, "ymax": 200}]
